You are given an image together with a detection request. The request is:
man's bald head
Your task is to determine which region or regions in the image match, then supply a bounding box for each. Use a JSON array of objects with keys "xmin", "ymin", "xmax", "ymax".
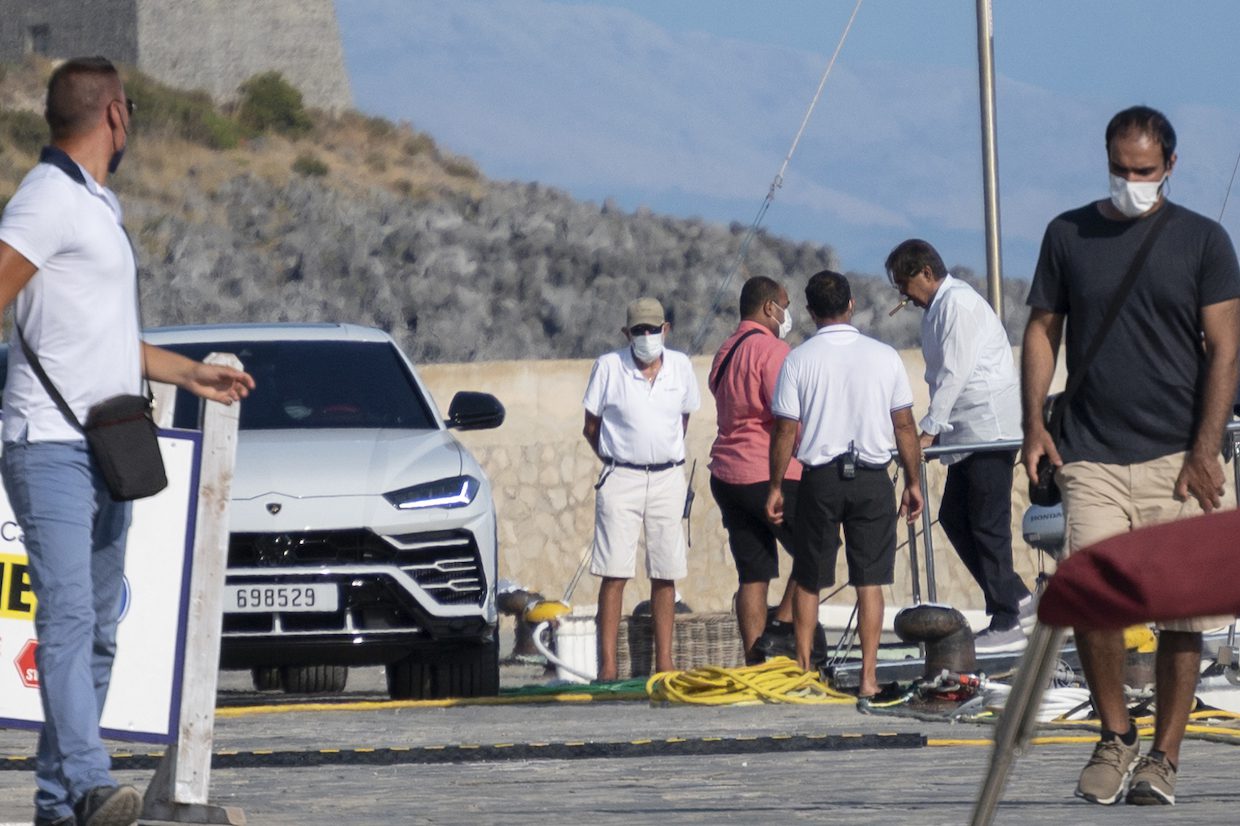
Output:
[{"xmin": 45, "ymin": 57, "xmax": 122, "ymax": 141}]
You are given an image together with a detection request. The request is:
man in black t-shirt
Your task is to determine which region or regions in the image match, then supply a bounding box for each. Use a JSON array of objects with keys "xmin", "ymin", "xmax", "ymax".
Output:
[{"xmin": 1023, "ymin": 106, "xmax": 1240, "ymax": 808}]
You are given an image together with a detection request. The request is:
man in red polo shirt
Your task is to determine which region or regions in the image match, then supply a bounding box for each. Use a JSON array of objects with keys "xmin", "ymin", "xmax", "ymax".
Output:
[{"xmin": 709, "ymin": 276, "xmax": 818, "ymax": 664}]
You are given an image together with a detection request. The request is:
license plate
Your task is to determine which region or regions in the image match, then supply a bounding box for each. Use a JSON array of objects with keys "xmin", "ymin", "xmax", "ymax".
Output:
[{"xmin": 224, "ymin": 583, "xmax": 338, "ymax": 613}]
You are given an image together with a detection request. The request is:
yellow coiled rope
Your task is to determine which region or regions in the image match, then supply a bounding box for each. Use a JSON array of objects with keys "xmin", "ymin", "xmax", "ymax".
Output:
[{"xmin": 646, "ymin": 656, "xmax": 856, "ymax": 705}]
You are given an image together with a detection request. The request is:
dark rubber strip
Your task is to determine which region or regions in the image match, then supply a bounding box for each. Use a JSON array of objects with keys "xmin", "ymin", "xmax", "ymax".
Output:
[{"xmin": 0, "ymin": 732, "xmax": 924, "ymax": 770}]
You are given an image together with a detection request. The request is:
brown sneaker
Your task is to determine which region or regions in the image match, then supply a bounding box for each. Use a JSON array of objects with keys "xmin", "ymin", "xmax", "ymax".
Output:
[
  {"xmin": 1074, "ymin": 737, "xmax": 1140, "ymax": 805},
  {"xmin": 1126, "ymin": 754, "xmax": 1177, "ymax": 805}
]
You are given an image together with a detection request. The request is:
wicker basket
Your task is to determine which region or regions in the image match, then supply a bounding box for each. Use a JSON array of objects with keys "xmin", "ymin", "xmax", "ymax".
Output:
[{"xmin": 615, "ymin": 611, "xmax": 744, "ymax": 678}]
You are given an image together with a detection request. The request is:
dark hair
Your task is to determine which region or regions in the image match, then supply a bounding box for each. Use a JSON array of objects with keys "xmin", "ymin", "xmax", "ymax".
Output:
[
  {"xmin": 805, "ymin": 270, "xmax": 851, "ymax": 320},
  {"xmin": 884, "ymin": 238, "xmax": 946, "ymax": 286},
  {"xmin": 1105, "ymin": 106, "xmax": 1176, "ymax": 164},
  {"xmin": 738, "ymin": 276, "xmax": 783, "ymax": 318},
  {"xmin": 45, "ymin": 56, "xmax": 120, "ymax": 140}
]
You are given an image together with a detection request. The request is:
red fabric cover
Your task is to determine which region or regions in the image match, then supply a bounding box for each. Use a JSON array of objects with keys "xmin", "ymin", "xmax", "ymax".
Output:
[{"xmin": 1038, "ymin": 508, "xmax": 1240, "ymax": 630}]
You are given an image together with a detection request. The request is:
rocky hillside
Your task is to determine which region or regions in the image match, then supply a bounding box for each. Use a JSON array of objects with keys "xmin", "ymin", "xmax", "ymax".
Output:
[{"xmin": 0, "ymin": 58, "xmax": 1030, "ymax": 363}]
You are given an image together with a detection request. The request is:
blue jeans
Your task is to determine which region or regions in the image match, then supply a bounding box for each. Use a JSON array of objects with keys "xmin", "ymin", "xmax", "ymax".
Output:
[{"xmin": 1, "ymin": 438, "xmax": 132, "ymax": 820}]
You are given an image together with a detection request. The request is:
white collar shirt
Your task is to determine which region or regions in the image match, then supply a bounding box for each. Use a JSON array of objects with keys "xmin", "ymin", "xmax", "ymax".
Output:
[
  {"xmin": 583, "ymin": 346, "xmax": 701, "ymax": 465},
  {"xmin": 919, "ymin": 274, "xmax": 1021, "ymax": 464},
  {"xmin": 0, "ymin": 149, "xmax": 142, "ymax": 443},
  {"xmin": 772, "ymin": 324, "xmax": 913, "ymax": 466}
]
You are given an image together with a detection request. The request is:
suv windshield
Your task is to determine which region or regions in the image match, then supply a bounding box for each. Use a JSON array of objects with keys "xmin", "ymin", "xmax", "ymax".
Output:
[{"xmin": 161, "ymin": 340, "xmax": 438, "ymax": 431}]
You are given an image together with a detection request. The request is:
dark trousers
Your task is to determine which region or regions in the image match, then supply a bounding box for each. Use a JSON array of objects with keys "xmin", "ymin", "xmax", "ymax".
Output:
[{"xmin": 938, "ymin": 450, "xmax": 1029, "ymax": 631}]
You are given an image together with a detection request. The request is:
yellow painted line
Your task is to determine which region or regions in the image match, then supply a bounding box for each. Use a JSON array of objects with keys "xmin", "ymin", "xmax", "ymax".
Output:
[
  {"xmin": 630, "ymin": 739, "xmax": 652, "ymax": 745},
  {"xmin": 565, "ymin": 741, "xmax": 586, "ymax": 747},
  {"xmin": 665, "ymin": 737, "xmax": 687, "ymax": 743},
  {"xmin": 927, "ymin": 736, "xmax": 1099, "ymax": 747},
  {"xmin": 493, "ymin": 743, "xmax": 514, "ymax": 749}
]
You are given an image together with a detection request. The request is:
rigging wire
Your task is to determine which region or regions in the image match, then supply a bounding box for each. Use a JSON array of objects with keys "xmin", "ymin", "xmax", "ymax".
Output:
[
  {"xmin": 688, "ymin": 0, "xmax": 864, "ymax": 355},
  {"xmin": 1219, "ymin": 143, "xmax": 1240, "ymax": 222}
]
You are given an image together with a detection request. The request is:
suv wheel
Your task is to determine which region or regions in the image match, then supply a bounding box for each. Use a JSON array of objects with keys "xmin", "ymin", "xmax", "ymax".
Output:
[
  {"xmin": 386, "ymin": 638, "xmax": 499, "ymax": 700},
  {"xmin": 251, "ymin": 667, "xmax": 282, "ymax": 691},
  {"xmin": 280, "ymin": 664, "xmax": 348, "ymax": 694}
]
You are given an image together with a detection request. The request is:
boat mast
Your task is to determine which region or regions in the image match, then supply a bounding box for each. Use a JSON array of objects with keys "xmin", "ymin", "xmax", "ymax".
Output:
[{"xmin": 976, "ymin": 0, "xmax": 1004, "ymax": 316}]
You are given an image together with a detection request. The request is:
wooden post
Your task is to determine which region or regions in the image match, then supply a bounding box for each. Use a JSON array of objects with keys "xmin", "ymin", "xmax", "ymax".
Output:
[{"xmin": 143, "ymin": 353, "xmax": 246, "ymax": 825}]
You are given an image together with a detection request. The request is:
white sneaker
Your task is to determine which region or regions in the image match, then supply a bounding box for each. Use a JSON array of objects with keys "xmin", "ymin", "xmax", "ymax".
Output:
[
  {"xmin": 974, "ymin": 625, "xmax": 1028, "ymax": 654},
  {"xmin": 1017, "ymin": 594, "xmax": 1038, "ymax": 633}
]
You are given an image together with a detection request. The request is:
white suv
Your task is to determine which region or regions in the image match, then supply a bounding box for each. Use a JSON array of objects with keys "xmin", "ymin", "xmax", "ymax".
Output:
[{"xmin": 145, "ymin": 323, "xmax": 503, "ymax": 699}]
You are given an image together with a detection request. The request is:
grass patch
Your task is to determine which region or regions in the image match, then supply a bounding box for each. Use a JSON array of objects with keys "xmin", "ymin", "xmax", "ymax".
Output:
[
  {"xmin": 126, "ymin": 72, "xmax": 244, "ymax": 149},
  {"xmin": 292, "ymin": 153, "xmax": 329, "ymax": 177}
]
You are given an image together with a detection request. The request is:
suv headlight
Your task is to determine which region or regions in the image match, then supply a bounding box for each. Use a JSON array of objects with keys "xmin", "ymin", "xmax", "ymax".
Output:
[{"xmin": 384, "ymin": 475, "xmax": 480, "ymax": 510}]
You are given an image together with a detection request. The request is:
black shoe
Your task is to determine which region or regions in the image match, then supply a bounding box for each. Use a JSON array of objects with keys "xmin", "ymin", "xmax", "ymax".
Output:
[
  {"xmin": 73, "ymin": 785, "xmax": 142, "ymax": 826},
  {"xmin": 753, "ymin": 618, "xmax": 829, "ymax": 665}
]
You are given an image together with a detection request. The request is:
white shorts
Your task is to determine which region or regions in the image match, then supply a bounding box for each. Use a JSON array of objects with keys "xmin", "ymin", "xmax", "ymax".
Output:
[{"xmin": 591, "ymin": 465, "xmax": 688, "ymax": 581}]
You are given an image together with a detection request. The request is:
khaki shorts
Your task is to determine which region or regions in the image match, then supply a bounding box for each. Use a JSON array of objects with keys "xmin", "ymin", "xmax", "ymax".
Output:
[
  {"xmin": 591, "ymin": 465, "xmax": 688, "ymax": 580},
  {"xmin": 1059, "ymin": 452, "xmax": 1235, "ymax": 633}
]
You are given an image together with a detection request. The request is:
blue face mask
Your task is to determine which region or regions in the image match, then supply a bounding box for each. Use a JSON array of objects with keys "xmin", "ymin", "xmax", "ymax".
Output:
[{"xmin": 107, "ymin": 147, "xmax": 125, "ymax": 174}]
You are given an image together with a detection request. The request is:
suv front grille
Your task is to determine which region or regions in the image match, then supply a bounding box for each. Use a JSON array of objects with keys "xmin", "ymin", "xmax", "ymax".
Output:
[{"xmin": 228, "ymin": 528, "xmax": 486, "ymax": 606}]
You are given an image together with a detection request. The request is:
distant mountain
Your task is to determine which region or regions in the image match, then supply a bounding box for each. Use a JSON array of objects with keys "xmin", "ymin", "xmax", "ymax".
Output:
[{"xmin": 0, "ymin": 58, "xmax": 1029, "ymax": 363}]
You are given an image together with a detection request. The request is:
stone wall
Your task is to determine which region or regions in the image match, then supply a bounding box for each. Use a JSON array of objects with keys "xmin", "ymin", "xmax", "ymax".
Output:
[
  {"xmin": 0, "ymin": 0, "xmax": 351, "ymax": 110},
  {"xmin": 420, "ymin": 348, "xmax": 1064, "ymax": 618},
  {"xmin": 135, "ymin": 0, "xmax": 351, "ymax": 109}
]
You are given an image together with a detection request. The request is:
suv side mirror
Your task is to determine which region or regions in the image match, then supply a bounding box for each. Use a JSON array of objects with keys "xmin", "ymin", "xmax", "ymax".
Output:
[{"xmin": 445, "ymin": 391, "xmax": 505, "ymax": 431}]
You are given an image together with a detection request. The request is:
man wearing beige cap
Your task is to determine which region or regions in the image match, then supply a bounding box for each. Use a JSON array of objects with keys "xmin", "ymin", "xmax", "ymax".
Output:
[{"xmin": 583, "ymin": 297, "xmax": 700, "ymax": 680}]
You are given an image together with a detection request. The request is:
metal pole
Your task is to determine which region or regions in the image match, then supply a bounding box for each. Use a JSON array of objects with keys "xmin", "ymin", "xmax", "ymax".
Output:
[
  {"xmin": 918, "ymin": 459, "xmax": 937, "ymax": 603},
  {"xmin": 970, "ymin": 624, "xmax": 1068, "ymax": 825},
  {"xmin": 976, "ymin": 0, "xmax": 1004, "ymax": 316},
  {"xmin": 906, "ymin": 521, "xmax": 922, "ymax": 606}
]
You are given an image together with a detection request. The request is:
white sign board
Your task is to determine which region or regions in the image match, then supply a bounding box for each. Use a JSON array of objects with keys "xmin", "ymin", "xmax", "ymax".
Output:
[{"xmin": 0, "ymin": 430, "xmax": 201, "ymax": 744}]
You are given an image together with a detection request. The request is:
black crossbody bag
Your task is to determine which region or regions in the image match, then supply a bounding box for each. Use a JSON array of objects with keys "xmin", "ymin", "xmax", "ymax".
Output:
[
  {"xmin": 1029, "ymin": 204, "xmax": 1173, "ymax": 506},
  {"xmin": 17, "ymin": 325, "xmax": 167, "ymax": 502}
]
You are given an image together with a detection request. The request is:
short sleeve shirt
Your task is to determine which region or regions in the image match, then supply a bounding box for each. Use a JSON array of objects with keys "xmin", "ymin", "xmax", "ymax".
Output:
[
  {"xmin": 772, "ymin": 324, "xmax": 913, "ymax": 466},
  {"xmin": 708, "ymin": 321, "xmax": 802, "ymax": 484},
  {"xmin": 583, "ymin": 346, "xmax": 700, "ymax": 464},
  {"xmin": 0, "ymin": 149, "xmax": 142, "ymax": 443},
  {"xmin": 1027, "ymin": 201, "xmax": 1240, "ymax": 464}
]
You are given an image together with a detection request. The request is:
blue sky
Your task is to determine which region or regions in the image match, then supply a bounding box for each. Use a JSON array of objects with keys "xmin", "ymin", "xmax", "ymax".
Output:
[{"xmin": 336, "ymin": 0, "xmax": 1240, "ymax": 279}]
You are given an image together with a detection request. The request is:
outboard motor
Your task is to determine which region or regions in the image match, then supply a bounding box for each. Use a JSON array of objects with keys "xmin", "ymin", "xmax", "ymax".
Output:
[{"xmin": 1022, "ymin": 503, "xmax": 1065, "ymax": 560}]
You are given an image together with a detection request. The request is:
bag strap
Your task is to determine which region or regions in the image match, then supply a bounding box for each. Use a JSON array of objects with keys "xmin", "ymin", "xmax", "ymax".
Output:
[
  {"xmin": 16, "ymin": 323, "xmax": 84, "ymax": 433},
  {"xmin": 1048, "ymin": 203, "xmax": 1174, "ymax": 439},
  {"xmin": 709, "ymin": 328, "xmax": 765, "ymax": 394}
]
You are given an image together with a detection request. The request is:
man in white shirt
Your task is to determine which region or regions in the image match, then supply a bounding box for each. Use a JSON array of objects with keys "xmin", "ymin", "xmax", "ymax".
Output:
[
  {"xmin": 583, "ymin": 297, "xmax": 700, "ymax": 681},
  {"xmin": 0, "ymin": 58, "xmax": 253, "ymax": 826},
  {"xmin": 765, "ymin": 271, "xmax": 923, "ymax": 697},
  {"xmin": 886, "ymin": 239, "xmax": 1032, "ymax": 655}
]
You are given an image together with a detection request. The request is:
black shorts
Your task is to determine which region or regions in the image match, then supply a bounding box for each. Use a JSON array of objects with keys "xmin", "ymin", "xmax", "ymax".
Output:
[
  {"xmin": 709, "ymin": 475, "xmax": 799, "ymax": 584},
  {"xmin": 791, "ymin": 461, "xmax": 897, "ymax": 590}
]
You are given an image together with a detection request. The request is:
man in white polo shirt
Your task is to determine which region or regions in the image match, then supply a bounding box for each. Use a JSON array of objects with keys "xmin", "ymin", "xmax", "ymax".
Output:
[
  {"xmin": 583, "ymin": 297, "xmax": 700, "ymax": 681},
  {"xmin": 0, "ymin": 58, "xmax": 253, "ymax": 826},
  {"xmin": 766, "ymin": 271, "xmax": 923, "ymax": 698}
]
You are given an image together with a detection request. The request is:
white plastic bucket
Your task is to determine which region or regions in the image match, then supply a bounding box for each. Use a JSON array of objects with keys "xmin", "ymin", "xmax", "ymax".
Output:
[{"xmin": 553, "ymin": 609, "xmax": 598, "ymax": 683}]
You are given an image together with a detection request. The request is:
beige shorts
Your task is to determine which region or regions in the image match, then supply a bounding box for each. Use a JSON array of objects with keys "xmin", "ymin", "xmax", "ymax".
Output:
[
  {"xmin": 1059, "ymin": 452, "xmax": 1236, "ymax": 633},
  {"xmin": 591, "ymin": 465, "xmax": 688, "ymax": 581}
]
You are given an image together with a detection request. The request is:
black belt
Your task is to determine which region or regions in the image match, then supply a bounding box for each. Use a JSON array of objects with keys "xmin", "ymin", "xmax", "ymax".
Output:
[
  {"xmin": 609, "ymin": 459, "xmax": 685, "ymax": 472},
  {"xmin": 806, "ymin": 457, "xmax": 890, "ymax": 472}
]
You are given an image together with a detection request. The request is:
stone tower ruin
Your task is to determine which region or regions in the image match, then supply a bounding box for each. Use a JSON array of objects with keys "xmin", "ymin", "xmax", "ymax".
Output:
[{"xmin": 0, "ymin": 0, "xmax": 351, "ymax": 110}]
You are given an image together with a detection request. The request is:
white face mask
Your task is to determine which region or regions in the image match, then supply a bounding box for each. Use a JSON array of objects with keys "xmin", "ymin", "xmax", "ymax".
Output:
[
  {"xmin": 1109, "ymin": 174, "xmax": 1165, "ymax": 218},
  {"xmin": 776, "ymin": 304, "xmax": 793, "ymax": 339},
  {"xmin": 631, "ymin": 332, "xmax": 664, "ymax": 363}
]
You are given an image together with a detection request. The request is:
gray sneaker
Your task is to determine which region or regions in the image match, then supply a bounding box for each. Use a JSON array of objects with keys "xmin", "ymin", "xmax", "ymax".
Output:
[
  {"xmin": 1017, "ymin": 594, "xmax": 1037, "ymax": 633},
  {"xmin": 1075, "ymin": 738, "xmax": 1140, "ymax": 805},
  {"xmin": 974, "ymin": 624, "xmax": 1027, "ymax": 654},
  {"xmin": 1126, "ymin": 754, "xmax": 1176, "ymax": 805},
  {"xmin": 73, "ymin": 784, "xmax": 142, "ymax": 826}
]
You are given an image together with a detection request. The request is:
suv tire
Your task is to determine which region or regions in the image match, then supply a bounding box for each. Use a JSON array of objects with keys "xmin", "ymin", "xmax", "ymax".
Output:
[
  {"xmin": 251, "ymin": 667, "xmax": 282, "ymax": 691},
  {"xmin": 386, "ymin": 639, "xmax": 499, "ymax": 700},
  {"xmin": 280, "ymin": 664, "xmax": 348, "ymax": 694}
]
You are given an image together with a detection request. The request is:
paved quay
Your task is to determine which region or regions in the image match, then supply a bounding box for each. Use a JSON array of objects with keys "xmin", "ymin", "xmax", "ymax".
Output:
[{"xmin": 2, "ymin": 663, "xmax": 1239, "ymax": 825}]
